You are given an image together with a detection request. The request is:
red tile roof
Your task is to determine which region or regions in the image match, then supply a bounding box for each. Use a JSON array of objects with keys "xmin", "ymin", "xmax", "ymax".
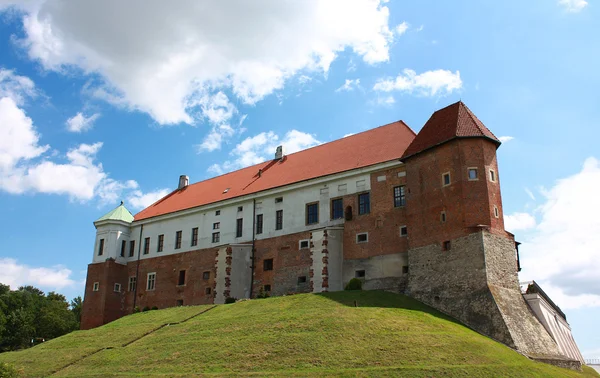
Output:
[
  {"xmin": 401, "ymin": 101, "xmax": 500, "ymax": 160},
  {"xmin": 134, "ymin": 121, "xmax": 416, "ymax": 221}
]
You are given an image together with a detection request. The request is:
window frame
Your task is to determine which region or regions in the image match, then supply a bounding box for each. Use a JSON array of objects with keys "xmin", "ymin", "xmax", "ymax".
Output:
[
  {"xmin": 157, "ymin": 234, "xmax": 164, "ymax": 252},
  {"xmin": 256, "ymin": 214, "xmax": 263, "ymax": 235},
  {"xmin": 213, "ymin": 222, "xmax": 220, "ymax": 230},
  {"xmin": 297, "ymin": 276, "xmax": 307, "ymax": 284},
  {"xmin": 275, "ymin": 197, "xmax": 283, "ymax": 203},
  {"xmin": 147, "ymin": 272, "xmax": 156, "ymax": 291},
  {"xmin": 236, "ymin": 218, "xmax": 243, "ymax": 238},
  {"xmin": 263, "ymin": 258, "xmax": 274, "ymax": 271},
  {"xmin": 98, "ymin": 238, "xmax": 104, "ymax": 256},
  {"xmin": 120, "ymin": 240, "xmax": 126, "ymax": 257},
  {"xmin": 393, "ymin": 185, "xmax": 406, "ymax": 207},
  {"xmin": 356, "ymin": 232, "xmax": 369, "ymax": 243},
  {"xmin": 175, "ymin": 231, "xmax": 182, "ymax": 249},
  {"xmin": 129, "ymin": 240, "xmax": 135, "ymax": 257},
  {"xmin": 299, "ymin": 239, "xmax": 309, "ymax": 250},
  {"xmin": 191, "ymin": 227, "xmax": 199, "ymax": 246},
  {"xmin": 92, "ymin": 282, "xmax": 99, "ymax": 291},
  {"xmin": 358, "ymin": 192, "xmax": 370, "ymax": 215},
  {"xmin": 114, "ymin": 283, "xmax": 121, "ymax": 292},
  {"xmin": 128, "ymin": 276, "xmax": 136, "ymax": 292},
  {"xmin": 489, "ymin": 169, "xmax": 496, "ymax": 182},
  {"xmin": 205, "ymin": 287, "xmax": 212, "ymax": 295},
  {"xmin": 355, "ymin": 270, "xmax": 366, "ymax": 278},
  {"xmin": 143, "ymin": 237, "xmax": 150, "ymax": 255},
  {"xmin": 212, "ymin": 232, "xmax": 220, "ymax": 243},
  {"xmin": 178, "ymin": 270, "xmax": 186, "ymax": 286},
  {"xmin": 442, "ymin": 172, "xmax": 451, "ymax": 187},
  {"xmin": 203, "ymin": 271, "xmax": 210, "ymax": 280},
  {"xmin": 441, "ymin": 211, "xmax": 447, "ymax": 223},
  {"xmin": 494, "ymin": 205, "xmax": 499, "ymax": 218},
  {"xmin": 275, "ymin": 210, "xmax": 283, "ymax": 230},
  {"xmin": 468, "ymin": 167, "xmax": 478, "ymax": 181},
  {"xmin": 305, "ymin": 202, "xmax": 319, "ymax": 225},
  {"xmin": 400, "ymin": 225, "xmax": 408, "ymax": 237},
  {"xmin": 263, "ymin": 284, "xmax": 272, "ymax": 292},
  {"xmin": 331, "ymin": 197, "xmax": 344, "ymax": 220}
]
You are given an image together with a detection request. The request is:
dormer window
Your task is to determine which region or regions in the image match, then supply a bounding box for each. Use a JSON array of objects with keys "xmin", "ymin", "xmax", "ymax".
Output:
[{"xmin": 223, "ymin": 188, "xmax": 230, "ymax": 194}]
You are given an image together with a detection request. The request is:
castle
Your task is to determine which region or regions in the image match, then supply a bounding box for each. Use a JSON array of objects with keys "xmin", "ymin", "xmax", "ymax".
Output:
[{"xmin": 81, "ymin": 101, "xmax": 583, "ymax": 367}]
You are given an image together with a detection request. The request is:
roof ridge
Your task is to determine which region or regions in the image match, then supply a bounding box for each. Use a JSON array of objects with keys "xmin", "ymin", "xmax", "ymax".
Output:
[{"xmin": 461, "ymin": 102, "xmax": 500, "ymax": 141}]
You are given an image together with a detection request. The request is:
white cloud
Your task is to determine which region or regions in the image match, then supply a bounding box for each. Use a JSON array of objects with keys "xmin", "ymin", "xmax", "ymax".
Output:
[
  {"xmin": 335, "ymin": 79, "xmax": 361, "ymax": 92},
  {"xmin": 373, "ymin": 69, "xmax": 462, "ymax": 96},
  {"xmin": 209, "ymin": 129, "xmax": 321, "ymax": 175},
  {"xmin": 66, "ymin": 111, "xmax": 100, "ymax": 132},
  {"xmin": 198, "ymin": 124, "xmax": 236, "ymax": 152},
  {"xmin": 347, "ymin": 59, "xmax": 357, "ymax": 72},
  {"xmin": 525, "ymin": 187, "xmax": 536, "ymax": 201},
  {"xmin": 374, "ymin": 95, "xmax": 395, "ymax": 106},
  {"xmin": 505, "ymin": 212, "xmax": 536, "ymax": 231},
  {"xmin": 0, "ymin": 68, "xmax": 36, "ymax": 105},
  {"xmin": 127, "ymin": 188, "xmax": 171, "ymax": 210},
  {"xmin": 499, "ymin": 136, "xmax": 514, "ymax": 143},
  {"xmin": 519, "ymin": 157, "xmax": 600, "ymax": 309},
  {"xmin": 7, "ymin": 0, "xmax": 395, "ymax": 126},
  {"xmin": 0, "ymin": 257, "xmax": 76, "ymax": 290},
  {"xmin": 415, "ymin": 25, "xmax": 424, "ymax": 32},
  {"xmin": 395, "ymin": 21, "xmax": 409, "ymax": 35},
  {"xmin": 558, "ymin": 0, "xmax": 588, "ymax": 12}
]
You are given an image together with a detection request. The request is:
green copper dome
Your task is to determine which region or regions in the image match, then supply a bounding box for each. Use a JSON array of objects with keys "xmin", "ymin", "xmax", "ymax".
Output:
[{"xmin": 95, "ymin": 201, "xmax": 134, "ymax": 223}]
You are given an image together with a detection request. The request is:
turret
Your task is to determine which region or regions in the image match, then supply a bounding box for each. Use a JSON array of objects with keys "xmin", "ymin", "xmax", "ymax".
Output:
[{"xmin": 92, "ymin": 201, "xmax": 134, "ymax": 264}]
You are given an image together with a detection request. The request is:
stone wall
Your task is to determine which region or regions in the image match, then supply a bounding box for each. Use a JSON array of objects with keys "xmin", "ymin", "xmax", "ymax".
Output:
[{"xmin": 343, "ymin": 253, "xmax": 408, "ymax": 291}]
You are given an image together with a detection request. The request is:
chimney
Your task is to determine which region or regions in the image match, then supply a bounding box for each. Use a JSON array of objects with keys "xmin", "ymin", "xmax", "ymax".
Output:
[
  {"xmin": 274, "ymin": 145, "xmax": 284, "ymax": 160},
  {"xmin": 178, "ymin": 175, "xmax": 189, "ymax": 190}
]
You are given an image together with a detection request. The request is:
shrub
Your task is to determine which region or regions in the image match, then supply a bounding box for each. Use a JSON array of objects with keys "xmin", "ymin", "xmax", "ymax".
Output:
[
  {"xmin": 151, "ymin": 306, "xmax": 158, "ymax": 310},
  {"xmin": 224, "ymin": 297, "xmax": 237, "ymax": 304},
  {"xmin": 345, "ymin": 278, "xmax": 362, "ymax": 291},
  {"xmin": 0, "ymin": 362, "xmax": 23, "ymax": 377},
  {"xmin": 256, "ymin": 288, "xmax": 270, "ymax": 299},
  {"xmin": 142, "ymin": 306, "xmax": 150, "ymax": 312},
  {"xmin": 133, "ymin": 306, "xmax": 140, "ymax": 313}
]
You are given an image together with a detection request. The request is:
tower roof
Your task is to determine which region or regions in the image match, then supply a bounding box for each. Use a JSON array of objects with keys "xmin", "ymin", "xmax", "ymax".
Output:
[
  {"xmin": 401, "ymin": 101, "xmax": 500, "ymax": 160},
  {"xmin": 95, "ymin": 202, "xmax": 134, "ymax": 224}
]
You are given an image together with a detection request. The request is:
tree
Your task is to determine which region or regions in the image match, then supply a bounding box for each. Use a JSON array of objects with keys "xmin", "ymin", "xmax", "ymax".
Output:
[{"xmin": 70, "ymin": 296, "xmax": 82, "ymax": 326}]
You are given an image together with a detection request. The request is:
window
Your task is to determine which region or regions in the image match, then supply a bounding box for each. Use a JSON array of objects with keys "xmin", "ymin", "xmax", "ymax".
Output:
[
  {"xmin": 175, "ymin": 231, "xmax": 182, "ymax": 249},
  {"xmin": 358, "ymin": 193, "xmax": 370, "ymax": 215},
  {"xmin": 120, "ymin": 240, "xmax": 126, "ymax": 257},
  {"xmin": 263, "ymin": 258, "xmax": 273, "ymax": 271},
  {"xmin": 256, "ymin": 214, "xmax": 263, "ymax": 235},
  {"xmin": 212, "ymin": 232, "xmax": 220, "ymax": 243},
  {"xmin": 394, "ymin": 186, "xmax": 406, "ymax": 207},
  {"xmin": 205, "ymin": 287, "xmax": 212, "ymax": 295},
  {"xmin": 128, "ymin": 276, "xmax": 136, "ymax": 292},
  {"xmin": 263, "ymin": 284, "xmax": 271, "ymax": 292},
  {"xmin": 236, "ymin": 218, "xmax": 243, "ymax": 238},
  {"xmin": 157, "ymin": 234, "xmax": 164, "ymax": 252},
  {"xmin": 275, "ymin": 197, "xmax": 283, "ymax": 203},
  {"xmin": 191, "ymin": 228, "xmax": 198, "ymax": 246},
  {"xmin": 299, "ymin": 240, "xmax": 309, "ymax": 249},
  {"xmin": 468, "ymin": 168, "xmax": 478, "ymax": 180},
  {"xmin": 355, "ymin": 270, "xmax": 366, "ymax": 278},
  {"xmin": 442, "ymin": 241, "xmax": 451, "ymax": 251},
  {"xmin": 237, "ymin": 206, "xmax": 243, "ymax": 212},
  {"xmin": 215, "ymin": 210, "xmax": 220, "ymax": 216},
  {"xmin": 494, "ymin": 205, "xmax": 499, "ymax": 218},
  {"xmin": 98, "ymin": 239, "xmax": 104, "ymax": 256},
  {"xmin": 441, "ymin": 211, "xmax": 447, "ymax": 223},
  {"xmin": 442, "ymin": 172, "xmax": 451, "ymax": 186},
  {"xmin": 489, "ymin": 169, "xmax": 496, "ymax": 182},
  {"xmin": 402, "ymin": 266, "xmax": 409, "ymax": 274},
  {"xmin": 400, "ymin": 226, "xmax": 408, "ymax": 237},
  {"xmin": 147, "ymin": 272, "xmax": 156, "ymax": 291},
  {"xmin": 306, "ymin": 202, "xmax": 319, "ymax": 225},
  {"xmin": 93, "ymin": 282, "xmax": 99, "ymax": 291},
  {"xmin": 144, "ymin": 237, "xmax": 150, "ymax": 254},
  {"xmin": 203, "ymin": 271, "xmax": 210, "ymax": 280},
  {"xmin": 297, "ymin": 276, "xmax": 307, "ymax": 284},
  {"xmin": 213, "ymin": 222, "xmax": 220, "ymax": 230},
  {"xmin": 129, "ymin": 240, "xmax": 135, "ymax": 257},
  {"xmin": 114, "ymin": 283, "xmax": 121, "ymax": 292},
  {"xmin": 356, "ymin": 233, "xmax": 368, "ymax": 243},
  {"xmin": 178, "ymin": 270, "xmax": 186, "ymax": 286},
  {"xmin": 331, "ymin": 198, "xmax": 343, "ymax": 220},
  {"xmin": 275, "ymin": 210, "xmax": 283, "ymax": 230},
  {"xmin": 176, "ymin": 299, "xmax": 184, "ymax": 306}
]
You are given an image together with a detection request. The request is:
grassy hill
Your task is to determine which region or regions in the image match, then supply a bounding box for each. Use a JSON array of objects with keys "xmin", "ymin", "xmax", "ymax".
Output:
[{"xmin": 0, "ymin": 291, "xmax": 598, "ymax": 377}]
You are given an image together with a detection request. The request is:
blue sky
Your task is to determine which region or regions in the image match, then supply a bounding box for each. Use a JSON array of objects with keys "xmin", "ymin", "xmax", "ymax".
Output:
[{"xmin": 0, "ymin": 0, "xmax": 598, "ymax": 359}]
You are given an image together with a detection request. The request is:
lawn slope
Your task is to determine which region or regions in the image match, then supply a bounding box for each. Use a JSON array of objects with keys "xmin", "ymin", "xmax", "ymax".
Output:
[{"xmin": 0, "ymin": 291, "xmax": 597, "ymax": 377}]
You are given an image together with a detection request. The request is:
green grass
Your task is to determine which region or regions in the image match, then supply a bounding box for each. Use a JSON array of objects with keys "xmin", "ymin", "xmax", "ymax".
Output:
[{"xmin": 0, "ymin": 291, "xmax": 597, "ymax": 377}]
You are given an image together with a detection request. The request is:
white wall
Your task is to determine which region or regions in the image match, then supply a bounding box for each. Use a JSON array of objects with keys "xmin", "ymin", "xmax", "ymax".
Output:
[{"xmin": 93, "ymin": 223, "xmax": 132, "ymax": 264}]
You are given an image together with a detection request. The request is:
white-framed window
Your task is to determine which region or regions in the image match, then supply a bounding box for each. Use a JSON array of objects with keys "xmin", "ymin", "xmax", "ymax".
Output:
[
  {"xmin": 128, "ymin": 276, "xmax": 136, "ymax": 292},
  {"xmin": 494, "ymin": 205, "xmax": 499, "ymax": 218},
  {"xmin": 147, "ymin": 272, "xmax": 156, "ymax": 291},
  {"xmin": 442, "ymin": 172, "xmax": 451, "ymax": 187},
  {"xmin": 400, "ymin": 226, "xmax": 408, "ymax": 237},
  {"xmin": 489, "ymin": 169, "xmax": 496, "ymax": 182},
  {"xmin": 299, "ymin": 239, "xmax": 309, "ymax": 249},
  {"xmin": 356, "ymin": 232, "xmax": 368, "ymax": 243},
  {"xmin": 114, "ymin": 283, "xmax": 121, "ymax": 292},
  {"xmin": 468, "ymin": 167, "xmax": 478, "ymax": 181},
  {"xmin": 92, "ymin": 282, "xmax": 99, "ymax": 292},
  {"xmin": 441, "ymin": 211, "xmax": 447, "ymax": 223}
]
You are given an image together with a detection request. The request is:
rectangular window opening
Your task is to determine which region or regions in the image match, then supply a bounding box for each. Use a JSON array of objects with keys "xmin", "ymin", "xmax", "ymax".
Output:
[
  {"xmin": 394, "ymin": 185, "xmax": 406, "ymax": 207},
  {"xmin": 263, "ymin": 284, "xmax": 271, "ymax": 292},
  {"xmin": 256, "ymin": 214, "xmax": 263, "ymax": 235},
  {"xmin": 157, "ymin": 234, "xmax": 164, "ymax": 252},
  {"xmin": 129, "ymin": 240, "xmax": 135, "ymax": 257},
  {"xmin": 178, "ymin": 270, "xmax": 186, "ymax": 286},
  {"xmin": 93, "ymin": 282, "xmax": 99, "ymax": 292},
  {"xmin": 402, "ymin": 266, "xmax": 409, "ymax": 274},
  {"xmin": 490, "ymin": 169, "xmax": 496, "ymax": 182},
  {"xmin": 98, "ymin": 239, "xmax": 104, "ymax": 256},
  {"xmin": 468, "ymin": 168, "xmax": 478, "ymax": 180},
  {"xmin": 114, "ymin": 283, "xmax": 121, "ymax": 292},
  {"xmin": 442, "ymin": 172, "xmax": 451, "ymax": 187},
  {"xmin": 176, "ymin": 299, "xmax": 184, "ymax": 306},
  {"xmin": 400, "ymin": 226, "xmax": 408, "ymax": 237},
  {"xmin": 275, "ymin": 197, "xmax": 283, "ymax": 203},
  {"xmin": 441, "ymin": 211, "xmax": 447, "ymax": 223},
  {"xmin": 205, "ymin": 287, "xmax": 211, "ymax": 295},
  {"xmin": 358, "ymin": 193, "xmax": 370, "ymax": 215},
  {"xmin": 120, "ymin": 240, "xmax": 126, "ymax": 257},
  {"xmin": 175, "ymin": 231, "xmax": 182, "ymax": 249},
  {"xmin": 263, "ymin": 258, "xmax": 273, "ymax": 271},
  {"xmin": 442, "ymin": 241, "xmax": 451, "ymax": 251},
  {"xmin": 299, "ymin": 240, "xmax": 309, "ymax": 249},
  {"xmin": 212, "ymin": 232, "xmax": 220, "ymax": 243},
  {"xmin": 215, "ymin": 210, "xmax": 220, "ymax": 216},
  {"xmin": 494, "ymin": 205, "xmax": 500, "ymax": 218},
  {"xmin": 191, "ymin": 227, "xmax": 199, "ymax": 246},
  {"xmin": 356, "ymin": 233, "xmax": 368, "ymax": 243},
  {"xmin": 213, "ymin": 222, "xmax": 220, "ymax": 230},
  {"xmin": 143, "ymin": 237, "xmax": 150, "ymax": 255},
  {"xmin": 203, "ymin": 271, "xmax": 210, "ymax": 280},
  {"xmin": 306, "ymin": 202, "xmax": 319, "ymax": 225},
  {"xmin": 147, "ymin": 272, "xmax": 156, "ymax": 291},
  {"xmin": 236, "ymin": 218, "xmax": 243, "ymax": 238},
  {"xmin": 275, "ymin": 210, "xmax": 283, "ymax": 230},
  {"xmin": 355, "ymin": 270, "xmax": 366, "ymax": 278},
  {"xmin": 331, "ymin": 198, "xmax": 343, "ymax": 220},
  {"xmin": 297, "ymin": 276, "xmax": 307, "ymax": 284},
  {"xmin": 237, "ymin": 206, "xmax": 243, "ymax": 212},
  {"xmin": 128, "ymin": 276, "xmax": 136, "ymax": 292}
]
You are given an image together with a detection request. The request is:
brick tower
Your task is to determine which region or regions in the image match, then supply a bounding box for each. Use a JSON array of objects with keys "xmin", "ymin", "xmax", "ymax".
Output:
[{"xmin": 402, "ymin": 102, "xmax": 560, "ymax": 356}]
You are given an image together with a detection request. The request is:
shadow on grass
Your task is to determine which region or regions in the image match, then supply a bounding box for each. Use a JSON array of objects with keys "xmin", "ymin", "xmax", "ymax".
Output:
[{"xmin": 315, "ymin": 290, "xmax": 464, "ymax": 326}]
